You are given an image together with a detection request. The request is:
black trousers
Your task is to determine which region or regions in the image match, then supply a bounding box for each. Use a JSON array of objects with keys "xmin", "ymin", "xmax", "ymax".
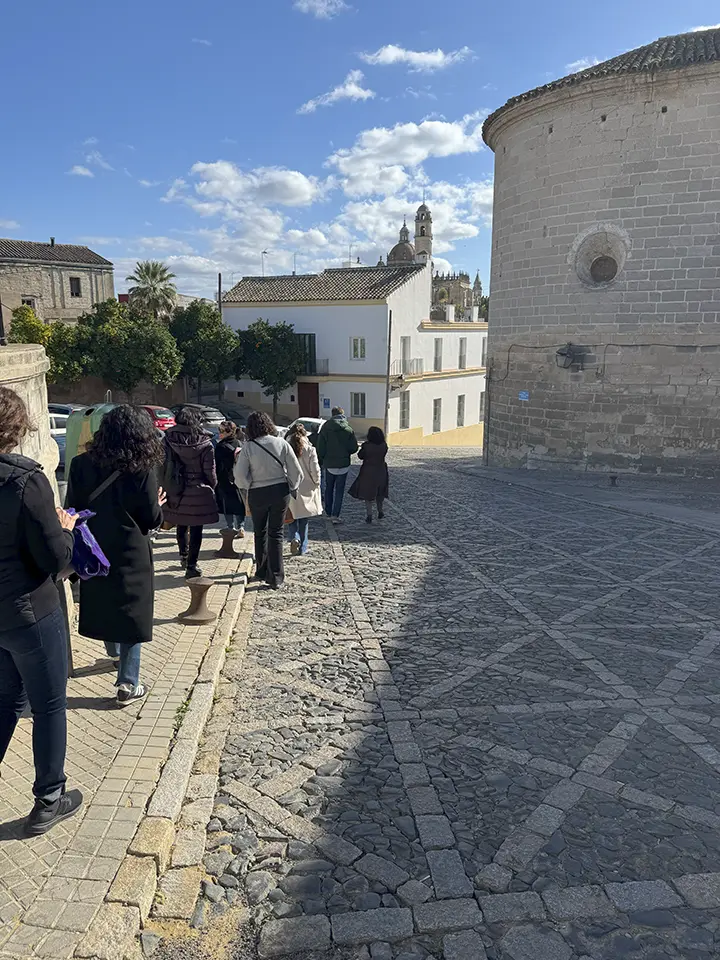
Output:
[
  {"xmin": 248, "ymin": 483, "xmax": 290, "ymax": 587},
  {"xmin": 176, "ymin": 525, "xmax": 203, "ymax": 567}
]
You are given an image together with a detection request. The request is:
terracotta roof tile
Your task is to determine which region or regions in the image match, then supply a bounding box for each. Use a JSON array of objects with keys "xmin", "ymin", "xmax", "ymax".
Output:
[
  {"xmin": 223, "ymin": 265, "xmax": 424, "ymax": 304},
  {"xmin": 0, "ymin": 239, "xmax": 113, "ymax": 267}
]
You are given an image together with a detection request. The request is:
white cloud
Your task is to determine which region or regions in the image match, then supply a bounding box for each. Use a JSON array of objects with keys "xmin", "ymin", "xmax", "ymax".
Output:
[
  {"xmin": 293, "ymin": 0, "xmax": 348, "ymax": 18},
  {"xmin": 136, "ymin": 236, "xmax": 195, "ymax": 255},
  {"xmin": 192, "ymin": 37, "xmax": 212, "ymax": 46},
  {"xmin": 0, "ymin": 219, "xmax": 19, "ymax": 229},
  {"xmin": 83, "ymin": 136, "xmax": 98, "ymax": 146},
  {"xmin": 360, "ymin": 44, "xmax": 471, "ymax": 73},
  {"xmin": 327, "ymin": 113, "xmax": 487, "ymax": 197},
  {"xmin": 77, "ymin": 235, "xmax": 122, "ymax": 245},
  {"xmin": 691, "ymin": 23, "xmax": 720, "ymax": 31},
  {"xmin": 298, "ymin": 70, "xmax": 375, "ymax": 114},
  {"xmin": 139, "ymin": 179, "xmax": 162, "ymax": 187},
  {"xmin": 286, "ymin": 227, "xmax": 329, "ymax": 248},
  {"xmin": 565, "ymin": 56, "xmax": 601, "ymax": 72},
  {"xmin": 68, "ymin": 165, "xmax": 94, "ymax": 178},
  {"xmin": 405, "ymin": 86, "xmax": 437, "ymax": 101},
  {"xmin": 185, "ymin": 161, "xmax": 325, "ymax": 209},
  {"xmin": 85, "ymin": 150, "xmax": 114, "ymax": 171}
]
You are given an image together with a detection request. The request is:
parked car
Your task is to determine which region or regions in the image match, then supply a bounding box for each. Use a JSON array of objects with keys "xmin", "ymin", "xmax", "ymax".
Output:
[
  {"xmin": 140, "ymin": 405, "xmax": 176, "ymax": 431},
  {"xmin": 54, "ymin": 433, "xmax": 66, "ymax": 475},
  {"xmin": 48, "ymin": 402, "xmax": 85, "ymax": 416},
  {"xmin": 277, "ymin": 417, "xmax": 326, "ymax": 439},
  {"xmin": 203, "ymin": 424, "xmax": 220, "ymax": 447},
  {"xmin": 49, "ymin": 413, "xmax": 70, "ymax": 436},
  {"xmin": 170, "ymin": 403, "xmax": 225, "ymax": 425}
]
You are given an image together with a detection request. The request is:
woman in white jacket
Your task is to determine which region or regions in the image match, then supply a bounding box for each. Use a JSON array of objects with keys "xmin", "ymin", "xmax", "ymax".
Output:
[
  {"xmin": 285, "ymin": 423, "xmax": 322, "ymax": 555},
  {"xmin": 234, "ymin": 413, "xmax": 302, "ymax": 589}
]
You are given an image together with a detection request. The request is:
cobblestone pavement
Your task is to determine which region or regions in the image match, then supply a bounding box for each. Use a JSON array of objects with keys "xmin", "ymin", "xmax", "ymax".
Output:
[
  {"xmin": 0, "ymin": 527, "xmax": 246, "ymax": 960},
  {"xmin": 181, "ymin": 449, "xmax": 720, "ymax": 960}
]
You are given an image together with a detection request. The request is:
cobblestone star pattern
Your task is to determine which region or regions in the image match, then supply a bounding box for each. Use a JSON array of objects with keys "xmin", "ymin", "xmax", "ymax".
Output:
[{"xmin": 198, "ymin": 450, "xmax": 720, "ymax": 959}]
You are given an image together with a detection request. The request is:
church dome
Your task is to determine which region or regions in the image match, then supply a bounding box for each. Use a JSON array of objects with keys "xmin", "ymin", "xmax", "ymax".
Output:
[{"xmin": 388, "ymin": 240, "xmax": 416, "ymax": 264}]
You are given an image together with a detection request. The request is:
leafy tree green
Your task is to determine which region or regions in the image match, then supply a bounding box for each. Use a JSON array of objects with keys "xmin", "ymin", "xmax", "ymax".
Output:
[
  {"xmin": 76, "ymin": 297, "xmax": 131, "ymax": 330},
  {"xmin": 479, "ymin": 295, "xmax": 489, "ymax": 320},
  {"xmin": 170, "ymin": 300, "xmax": 239, "ymax": 401},
  {"xmin": 46, "ymin": 323, "xmax": 92, "ymax": 384},
  {"xmin": 7, "ymin": 305, "xmax": 50, "ymax": 346},
  {"xmin": 238, "ymin": 319, "xmax": 306, "ymax": 420},
  {"xmin": 126, "ymin": 260, "xmax": 177, "ymax": 320},
  {"xmin": 91, "ymin": 313, "xmax": 182, "ymax": 399}
]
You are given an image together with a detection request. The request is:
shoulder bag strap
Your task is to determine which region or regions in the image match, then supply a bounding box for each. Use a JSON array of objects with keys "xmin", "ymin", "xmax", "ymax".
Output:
[
  {"xmin": 250, "ymin": 438, "xmax": 286, "ymax": 472},
  {"xmin": 88, "ymin": 469, "xmax": 121, "ymax": 503}
]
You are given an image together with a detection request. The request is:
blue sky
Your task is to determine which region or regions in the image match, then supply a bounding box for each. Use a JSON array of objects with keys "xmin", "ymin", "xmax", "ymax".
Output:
[{"xmin": 2, "ymin": 0, "xmax": 719, "ymax": 297}]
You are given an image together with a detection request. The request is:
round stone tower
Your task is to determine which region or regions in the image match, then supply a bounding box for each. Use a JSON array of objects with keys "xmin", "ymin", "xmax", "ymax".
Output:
[{"xmin": 483, "ymin": 28, "xmax": 720, "ymax": 475}]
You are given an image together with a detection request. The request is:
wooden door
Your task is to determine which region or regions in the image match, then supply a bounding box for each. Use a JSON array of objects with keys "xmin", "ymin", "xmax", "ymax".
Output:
[{"xmin": 298, "ymin": 382, "xmax": 319, "ymax": 417}]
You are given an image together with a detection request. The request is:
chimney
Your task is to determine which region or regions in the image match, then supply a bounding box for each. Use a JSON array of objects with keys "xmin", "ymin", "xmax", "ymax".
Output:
[{"xmin": 50, "ymin": 237, "xmax": 55, "ymax": 247}]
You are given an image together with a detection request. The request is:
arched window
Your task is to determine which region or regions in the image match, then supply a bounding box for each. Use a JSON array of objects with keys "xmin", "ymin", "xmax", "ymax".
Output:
[{"xmin": 420, "ymin": 226, "xmax": 426, "ymax": 236}]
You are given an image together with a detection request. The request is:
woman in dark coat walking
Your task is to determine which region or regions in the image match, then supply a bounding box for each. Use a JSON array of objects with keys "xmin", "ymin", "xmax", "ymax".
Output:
[
  {"xmin": 162, "ymin": 408, "xmax": 218, "ymax": 578},
  {"xmin": 214, "ymin": 421, "xmax": 245, "ymax": 537},
  {"xmin": 66, "ymin": 405, "xmax": 165, "ymax": 706},
  {"xmin": 349, "ymin": 426, "xmax": 389, "ymax": 523}
]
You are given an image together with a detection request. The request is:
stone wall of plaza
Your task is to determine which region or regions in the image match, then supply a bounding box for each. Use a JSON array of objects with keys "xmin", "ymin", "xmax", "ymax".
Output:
[
  {"xmin": 0, "ymin": 344, "xmax": 59, "ymax": 482},
  {"xmin": 484, "ymin": 62, "xmax": 720, "ymax": 475},
  {"xmin": 0, "ymin": 262, "xmax": 115, "ymax": 323}
]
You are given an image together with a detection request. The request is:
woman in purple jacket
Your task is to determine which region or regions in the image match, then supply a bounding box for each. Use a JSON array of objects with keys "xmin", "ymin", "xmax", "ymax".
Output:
[{"xmin": 162, "ymin": 408, "xmax": 218, "ymax": 578}]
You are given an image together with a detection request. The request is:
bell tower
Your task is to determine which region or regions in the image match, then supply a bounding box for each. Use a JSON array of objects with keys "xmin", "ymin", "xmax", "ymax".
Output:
[{"xmin": 414, "ymin": 203, "xmax": 433, "ymax": 263}]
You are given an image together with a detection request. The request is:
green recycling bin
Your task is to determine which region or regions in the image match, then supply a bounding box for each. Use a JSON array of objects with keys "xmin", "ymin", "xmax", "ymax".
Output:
[{"xmin": 65, "ymin": 403, "xmax": 116, "ymax": 475}]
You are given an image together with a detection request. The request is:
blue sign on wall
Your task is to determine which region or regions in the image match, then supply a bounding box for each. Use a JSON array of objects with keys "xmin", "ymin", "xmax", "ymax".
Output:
[
  {"xmin": 323, "ymin": 398, "xmax": 331, "ymax": 409},
  {"xmin": 518, "ymin": 390, "xmax": 530, "ymax": 402}
]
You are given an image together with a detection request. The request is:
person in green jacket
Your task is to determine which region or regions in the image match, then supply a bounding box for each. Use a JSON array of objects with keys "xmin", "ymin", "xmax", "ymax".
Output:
[{"xmin": 316, "ymin": 407, "xmax": 358, "ymax": 523}]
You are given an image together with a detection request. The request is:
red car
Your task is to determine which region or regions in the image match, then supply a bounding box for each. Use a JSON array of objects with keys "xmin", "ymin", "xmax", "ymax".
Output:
[{"xmin": 140, "ymin": 405, "xmax": 176, "ymax": 431}]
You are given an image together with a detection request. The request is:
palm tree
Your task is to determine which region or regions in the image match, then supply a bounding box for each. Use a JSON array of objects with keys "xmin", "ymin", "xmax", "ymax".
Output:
[{"xmin": 126, "ymin": 260, "xmax": 177, "ymax": 320}]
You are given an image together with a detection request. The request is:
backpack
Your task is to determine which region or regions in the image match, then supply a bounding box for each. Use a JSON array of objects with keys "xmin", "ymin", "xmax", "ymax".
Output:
[{"xmin": 162, "ymin": 446, "xmax": 186, "ymax": 504}]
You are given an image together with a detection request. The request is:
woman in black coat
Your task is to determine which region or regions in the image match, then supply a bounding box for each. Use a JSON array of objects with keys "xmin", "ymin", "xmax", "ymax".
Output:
[
  {"xmin": 0, "ymin": 387, "xmax": 82, "ymax": 836},
  {"xmin": 349, "ymin": 426, "xmax": 389, "ymax": 523},
  {"xmin": 214, "ymin": 421, "xmax": 246, "ymax": 537},
  {"xmin": 66, "ymin": 405, "xmax": 164, "ymax": 706}
]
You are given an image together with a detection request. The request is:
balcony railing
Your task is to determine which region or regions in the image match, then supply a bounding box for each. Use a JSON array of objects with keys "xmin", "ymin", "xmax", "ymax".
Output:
[
  {"xmin": 391, "ymin": 358, "xmax": 424, "ymax": 377},
  {"xmin": 300, "ymin": 357, "xmax": 329, "ymax": 376}
]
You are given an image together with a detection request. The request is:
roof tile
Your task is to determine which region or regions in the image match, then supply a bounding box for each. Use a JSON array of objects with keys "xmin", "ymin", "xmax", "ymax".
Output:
[
  {"xmin": 0, "ymin": 239, "xmax": 113, "ymax": 266},
  {"xmin": 223, "ymin": 265, "xmax": 424, "ymax": 304}
]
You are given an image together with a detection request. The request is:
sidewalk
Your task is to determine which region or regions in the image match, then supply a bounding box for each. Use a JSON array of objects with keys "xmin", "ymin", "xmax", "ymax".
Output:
[{"xmin": 0, "ymin": 527, "xmax": 248, "ymax": 960}]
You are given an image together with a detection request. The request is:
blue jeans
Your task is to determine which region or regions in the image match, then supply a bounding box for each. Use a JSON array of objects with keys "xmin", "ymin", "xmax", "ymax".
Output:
[
  {"xmin": 104, "ymin": 642, "xmax": 142, "ymax": 688},
  {"xmin": 224, "ymin": 513, "xmax": 245, "ymax": 531},
  {"xmin": 0, "ymin": 607, "xmax": 68, "ymax": 802},
  {"xmin": 324, "ymin": 471, "xmax": 348, "ymax": 518},
  {"xmin": 288, "ymin": 518, "xmax": 310, "ymax": 554}
]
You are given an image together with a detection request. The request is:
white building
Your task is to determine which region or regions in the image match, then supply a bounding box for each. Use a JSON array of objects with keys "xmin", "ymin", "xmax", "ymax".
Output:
[{"xmin": 223, "ymin": 205, "xmax": 487, "ymax": 446}]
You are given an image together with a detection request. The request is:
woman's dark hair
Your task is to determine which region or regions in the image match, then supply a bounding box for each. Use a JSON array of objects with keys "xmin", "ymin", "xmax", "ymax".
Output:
[
  {"xmin": 87, "ymin": 404, "xmax": 164, "ymax": 473},
  {"xmin": 367, "ymin": 426, "xmax": 386, "ymax": 445},
  {"xmin": 0, "ymin": 387, "xmax": 34, "ymax": 453},
  {"xmin": 245, "ymin": 411, "xmax": 277, "ymax": 440},
  {"xmin": 175, "ymin": 407, "xmax": 205, "ymax": 437},
  {"xmin": 286, "ymin": 422, "xmax": 307, "ymax": 458}
]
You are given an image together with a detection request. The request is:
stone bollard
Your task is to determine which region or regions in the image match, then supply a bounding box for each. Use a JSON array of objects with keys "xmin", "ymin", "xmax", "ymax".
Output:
[
  {"xmin": 215, "ymin": 528, "xmax": 240, "ymax": 559},
  {"xmin": 177, "ymin": 577, "xmax": 217, "ymax": 625}
]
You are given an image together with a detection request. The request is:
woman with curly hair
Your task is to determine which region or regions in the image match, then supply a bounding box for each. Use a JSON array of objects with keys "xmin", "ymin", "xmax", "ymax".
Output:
[
  {"xmin": 234, "ymin": 412, "xmax": 302, "ymax": 589},
  {"xmin": 66, "ymin": 405, "xmax": 165, "ymax": 705},
  {"xmin": 0, "ymin": 387, "xmax": 82, "ymax": 835}
]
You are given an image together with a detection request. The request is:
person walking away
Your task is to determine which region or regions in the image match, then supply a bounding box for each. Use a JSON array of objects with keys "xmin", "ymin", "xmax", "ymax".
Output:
[
  {"xmin": 349, "ymin": 426, "xmax": 389, "ymax": 523},
  {"xmin": 66, "ymin": 405, "xmax": 165, "ymax": 707},
  {"xmin": 215, "ymin": 421, "xmax": 245, "ymax": 538},
  {"xmin": 162, "ymin": 408, "xmax": 218, "ymax": 578},
  {"xmin": 234, "ymin": 413, "xmax": 302, "ymax": 589},
  {"xmin": 285, "ymin": 423, "xmax": 322, "ymax": 555},
  {"xmin": 316, "ymin": 406, "xmax": 358, "ymax": 523},
  {"xmin": 0, "ymin": 387, "xmax": 83, "ymax": 835}
]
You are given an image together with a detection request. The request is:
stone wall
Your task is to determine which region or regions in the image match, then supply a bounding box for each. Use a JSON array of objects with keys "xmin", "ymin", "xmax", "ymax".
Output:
[
  {"xmin": 0, "ymin": 343, "xmax": 59, "ymax": 481},
  {"xmin": 0, "ymin": 262, "xmax": 115, "ymax": 324},
  {"xmin": 484, "ymin": 63, "xmax": 720, "ymax": 475},
  {"xmin": 48, "ymin": 376, "xmax": 187, "ymax": 408}
]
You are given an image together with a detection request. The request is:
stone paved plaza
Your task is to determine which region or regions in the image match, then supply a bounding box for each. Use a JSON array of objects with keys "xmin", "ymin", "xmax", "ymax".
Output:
[{"xmin": 180, "ymin": 448, "xmax": 720, "ymax": 960}]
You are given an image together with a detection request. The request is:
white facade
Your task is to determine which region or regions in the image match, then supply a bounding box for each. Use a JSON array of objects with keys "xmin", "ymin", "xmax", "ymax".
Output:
[{"xmin": 223, "ymin": 262, "xmax": 487, "ymax": 444}]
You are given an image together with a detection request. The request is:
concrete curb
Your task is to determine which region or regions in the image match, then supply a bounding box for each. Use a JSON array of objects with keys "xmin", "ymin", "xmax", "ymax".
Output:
[{"xmin": 74, "ymin": 553, "xmax": 253, "ymax": 960}]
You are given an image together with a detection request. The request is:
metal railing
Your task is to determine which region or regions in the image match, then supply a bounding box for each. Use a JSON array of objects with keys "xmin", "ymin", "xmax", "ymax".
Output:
[
  {"xmin": 300, "ymin": 357, "xmax": 330, "ymax": 376},
  {"xmin": 391, "ymin": 358, "xmax": 424, "ymax": 377}
]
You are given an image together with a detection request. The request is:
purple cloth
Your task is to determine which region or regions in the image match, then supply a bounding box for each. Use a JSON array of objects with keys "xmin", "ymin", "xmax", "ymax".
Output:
[{"xmin": 66, "ymin": 509, "xmax": 111, "ymax": 580}]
